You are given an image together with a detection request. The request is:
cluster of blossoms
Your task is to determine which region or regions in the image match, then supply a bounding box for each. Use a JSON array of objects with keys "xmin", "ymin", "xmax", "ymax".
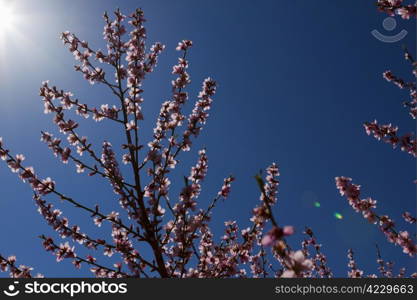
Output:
[
  {"xmin": 335, "ymin": 177, "xmax": 416, "ymax": 256},
  {"xmin": 382, "ymin": 54, "xmax": 417, "ymax": 119},
  {"xmin": 333, "ymin": 9, "xmax": 417, "ymax": 276},
  {"xmin": 251, "ymin": 163, "xmax": 280, "ymax": 227},
  {"xmin": 364, "ymin": 121, "xmax": 417, "ymax": 157},
  {"xmin": 374, "ymin": 245, "xmax": 409, "ymax": 278},
  {"xmin": 0, "ymin": 8, "xmax": 310, "ymax": 278},
  {"xmin": 402, "ymin": 212, "xmax": 416, "ymax": 224},
  {"xmin": 1, "ymin": 138, "xmax": 55, "ymax": 196},
  {"xmin": 0, "ymin": 255, "xmax": 41, "ymax": 278},
  {"xmin": 347, "ymin": 249, "xmax": 364, "ymax": 278},
  {"xmin": 362, "ymin": 51, "xmax": 417, "ymax": 157},
  {"xmin": 377, "ymin": 0, "xmax": 417, "ymax": 19},
  {"xmin": 34, "ymin": 192, "xmax": 145, "ymax": 277},
  {"xmin": 301, "ymin": 228, "xmax": 332, "ymax": 278}
]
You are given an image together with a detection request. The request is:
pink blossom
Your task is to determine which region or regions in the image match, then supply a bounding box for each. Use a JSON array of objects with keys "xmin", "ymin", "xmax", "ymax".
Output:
[
  {"xmin": 261, "ymin": 226, "xmax": 294, "ymax": 247},
  {"xmin": 176, "ymin": 40, "xmax": 193, "ymax": 51},
  {"xmin": 281, "ymin": 251, "xmax": 313, "ymax": 278}
]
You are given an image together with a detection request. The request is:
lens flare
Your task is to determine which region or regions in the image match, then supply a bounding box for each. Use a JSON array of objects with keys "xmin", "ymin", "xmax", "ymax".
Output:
[
  {"xmin": 314, "ymin": 201, "xmax": 321, "ymax": 208},
  {"xmin": 0, "ymin": 3, "xmax": 15, "ymax": 31},
  {"xmin": 334, "ymin": 212, "xmax": 343, "ymax": 220}
]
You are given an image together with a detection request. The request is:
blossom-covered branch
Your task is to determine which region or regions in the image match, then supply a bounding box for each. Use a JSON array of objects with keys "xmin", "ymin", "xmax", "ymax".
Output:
[
  {"xmin": 335, "ymin": 177, "xmax": 416, "ymax": 256},
  {"xmin": 377, "ymin": 0, "xmax": 417, "ymax": 19},
  {"xmin": 0, "ymin": 255, "xmax": 40, "ymax": 278}
]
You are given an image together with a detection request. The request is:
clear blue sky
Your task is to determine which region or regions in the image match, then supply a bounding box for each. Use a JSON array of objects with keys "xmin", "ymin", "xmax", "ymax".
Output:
[{"xmin": 0, "ymin": 0, "xmax": 415, "ymax": 277}]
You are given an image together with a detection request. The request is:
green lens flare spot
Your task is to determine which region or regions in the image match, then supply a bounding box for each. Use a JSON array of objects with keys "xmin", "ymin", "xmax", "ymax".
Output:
[
  {"xmin": 314, "ymin": 202, "xmax": 321, "ymax": 208},
  {"xmin": 334, "ymin": 212, "xmax": 343, "ymax": 220}
]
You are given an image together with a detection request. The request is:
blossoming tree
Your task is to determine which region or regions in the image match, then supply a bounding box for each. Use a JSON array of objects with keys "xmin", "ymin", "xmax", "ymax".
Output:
[
  {"xmin": 334, "ymin": 0, "xmax": 417, "ymax": 277},
  {"xmin": 0, "ymin": 3, "xmax": 416, "ymax": 278}
]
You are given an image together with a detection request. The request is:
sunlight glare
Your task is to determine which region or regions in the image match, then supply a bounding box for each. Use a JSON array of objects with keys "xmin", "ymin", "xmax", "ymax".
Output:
[{"xmin": 0, "ymin": 2, "xmax": 16, "ymax": 32}]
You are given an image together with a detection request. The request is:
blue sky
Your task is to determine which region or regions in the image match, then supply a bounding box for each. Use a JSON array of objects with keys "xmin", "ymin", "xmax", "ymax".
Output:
[{"xmin": 0, "ymin": 0, "xmax": 415, "ymax": 277}]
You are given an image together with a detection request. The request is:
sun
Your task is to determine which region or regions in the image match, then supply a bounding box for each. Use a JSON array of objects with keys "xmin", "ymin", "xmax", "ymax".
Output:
[{"xmin": 0, "ymin": 2, "xmax": 16, "ymax": 32}]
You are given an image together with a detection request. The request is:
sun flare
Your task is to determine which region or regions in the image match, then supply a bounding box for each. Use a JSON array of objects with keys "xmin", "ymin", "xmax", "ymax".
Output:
[{"xmin": 0, "ymin": 2, "xmax": 16, "ymax": 32}]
